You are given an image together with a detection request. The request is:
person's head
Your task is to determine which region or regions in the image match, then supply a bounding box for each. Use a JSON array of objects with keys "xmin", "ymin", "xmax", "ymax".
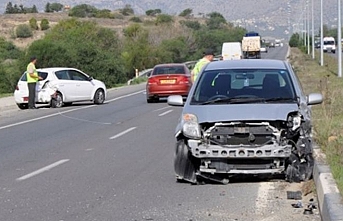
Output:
[
  {"xmin": 203, "ymin": 49, "xmax": 215, "ymax": 61},
  {"xmin": 30, "ymin": 56, "xmax": 37, "ymax": 63}
]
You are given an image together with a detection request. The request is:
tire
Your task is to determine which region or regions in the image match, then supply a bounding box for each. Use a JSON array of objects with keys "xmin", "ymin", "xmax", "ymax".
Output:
[
  {"xmin": 147, "ymin": 97, "xmax": 154, "ymax": 103},
  {"xmin": 94, "ymin": 89, "xmax": 105, "ymax": 104},
  {"xmin": 174, "ymin": 140, "xmax": 198, "ymax": 184},
  {"xmin": 51, "ymin": 92, "xmax": 63, "ymax": 108},
  {"xmin": 17, "ymin": 103, "xmax": 28, "ymax": 110}
]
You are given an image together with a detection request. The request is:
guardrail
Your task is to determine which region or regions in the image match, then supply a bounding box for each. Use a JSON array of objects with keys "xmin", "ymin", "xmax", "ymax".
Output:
[{"xmin": 127, "ymin": 61, "xmax": 198, "ymax": 85}]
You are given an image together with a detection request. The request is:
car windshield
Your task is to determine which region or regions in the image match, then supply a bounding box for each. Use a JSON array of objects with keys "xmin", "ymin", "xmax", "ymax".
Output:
[{"xmin": 190, "ymin": 68, "xmax": 296, "ymax": 105}]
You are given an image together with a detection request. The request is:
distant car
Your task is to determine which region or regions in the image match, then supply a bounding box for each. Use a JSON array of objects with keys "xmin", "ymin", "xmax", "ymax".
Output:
[
  {"xmin": 14, "ymin": 68, "xmax": 107, "ymax": 109},
  {"xmin": 269, "ymin": 42, "xmax": 275, "ymax": 48},
  {"xmin": 260, "ymin": 46, "xmax": 268, "ymax": 53},
  {"xmin": 146, "ymin": 63, "xmax": 192, "ymax": 103},
  {"xmin": 167, "ymin": 59, "xmax": 323, "ymax": 184},
  {"xmin": 314, "ymin": 41, "xmax": 321, "ymax": 49}
]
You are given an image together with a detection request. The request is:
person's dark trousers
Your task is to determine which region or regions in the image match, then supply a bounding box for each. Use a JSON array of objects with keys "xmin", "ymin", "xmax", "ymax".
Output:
[{"xmin": 27, "ymin": 82, "xmax": 36, "ymax": 109}]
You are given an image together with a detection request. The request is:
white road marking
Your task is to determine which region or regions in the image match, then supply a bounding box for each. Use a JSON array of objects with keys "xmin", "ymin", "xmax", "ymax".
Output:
[
  {"xmin": 109, "ymin": 127, "xmax": 136, "ymax": 140},
  {"xmin": 255, "ymin": 182, "xmax": 275, "ymax": 219},
  {"xmin": 106, "ymin": 90, "xmax": 145, "ymax": 102},
  {"xmin": 16, "ymin": 159, "xmax": 70, "ymax": 181},
  {"xmin": 0, "ymin": 90, "xmax": 145, "ymax": 131},
  {"xmin": 158, "ymin": 110, "xmax": 173, "ymax": 116},
  {"xmin": 153, "ymin": 106, "xmax": 170, "ymax": 112}
]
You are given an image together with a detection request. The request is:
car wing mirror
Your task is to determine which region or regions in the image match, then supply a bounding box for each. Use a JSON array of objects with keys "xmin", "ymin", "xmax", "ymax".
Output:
[
  {"xmin": 307, "ymin": 93, "xmax": 323, "ymax": 105},
  {"xmin": 167, "ymin": 95, "xmax": 184, "ymax": 106}
]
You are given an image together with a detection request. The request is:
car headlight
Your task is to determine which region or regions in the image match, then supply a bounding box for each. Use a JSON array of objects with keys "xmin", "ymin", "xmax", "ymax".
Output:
[
  {"xmin": 182, "ymin": 113, "xmax": 201, "ymax": 139},
  {"xmin": 287, "ymin": 114, "xmax": 302, "ymax": 131}
]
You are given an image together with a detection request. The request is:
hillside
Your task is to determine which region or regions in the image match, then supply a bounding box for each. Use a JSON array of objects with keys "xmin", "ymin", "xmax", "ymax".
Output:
[
  {"xmin": 0, "ymin": 0, "xmax": 340, "ymax": 38},
  {"xmin": 0, "ymin": 12, "xmax": 135, "ymax": 48}
]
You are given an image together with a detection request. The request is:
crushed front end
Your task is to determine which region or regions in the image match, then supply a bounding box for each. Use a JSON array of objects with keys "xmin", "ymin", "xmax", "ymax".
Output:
[{"xmin": 175, "ymin": 112, "xmax": 314, "ymax": 184}]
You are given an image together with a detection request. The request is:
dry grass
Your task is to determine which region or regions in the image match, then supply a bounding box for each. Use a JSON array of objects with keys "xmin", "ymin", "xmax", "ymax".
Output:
[{"xmin": 289, "ymin": 48, "xmax": 343, "ymax": 195}]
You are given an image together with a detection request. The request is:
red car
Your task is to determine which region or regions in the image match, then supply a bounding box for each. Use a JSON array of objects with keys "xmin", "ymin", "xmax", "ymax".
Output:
[{"xmin": 146, "ymin": 63, "xmax": 192, "ymax": 103}]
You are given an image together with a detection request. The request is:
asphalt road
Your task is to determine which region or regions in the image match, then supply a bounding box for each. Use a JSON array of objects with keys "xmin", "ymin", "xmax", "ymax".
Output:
[{"xmin": 0, "ymin": 47, "xmax": 322, "ymax": 221}]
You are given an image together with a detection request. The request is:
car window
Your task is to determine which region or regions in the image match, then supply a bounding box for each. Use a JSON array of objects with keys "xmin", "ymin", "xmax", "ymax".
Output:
[
  {"xmin": 68, "ymin": 70, "xmax": 88, "ymax": 81},
  {"xmin": 191, "ymin": 69, "xmax": 295, "ymax": 103},
  {"xmin": 55, "ymin": 70, "xmax": 71, "ymax": 80},
  {"xmin": 20, "ymin": 71, "xmax": 48, "ymax": 81},
  {"xmin": 152, "ymin": 66, "xmax": 185, "ymax": 75}
]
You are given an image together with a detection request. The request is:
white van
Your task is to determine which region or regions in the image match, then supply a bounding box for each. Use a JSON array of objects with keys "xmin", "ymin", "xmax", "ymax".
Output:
[
  {"xmin": 323, "ymin": 37, "xmax": 336, "ymax": 53},
  {"xmin": 221, "ymin": 42, "xmax": 243, "ymax": 60}
]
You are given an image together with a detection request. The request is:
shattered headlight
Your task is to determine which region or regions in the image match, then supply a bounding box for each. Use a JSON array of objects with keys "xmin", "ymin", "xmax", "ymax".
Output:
[
  {"xmin": 182, "ymin": 113, "xmax": 201, "ymax": 139},
  {"xmin": 287, "ymin": 113, "xmax": 302, "ymax": 131}
]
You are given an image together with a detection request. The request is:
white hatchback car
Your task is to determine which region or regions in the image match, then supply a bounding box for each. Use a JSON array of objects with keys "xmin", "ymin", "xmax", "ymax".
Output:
[{"xmin": 14, "ymin": 67, "xmax": 107, "ymax": 109}]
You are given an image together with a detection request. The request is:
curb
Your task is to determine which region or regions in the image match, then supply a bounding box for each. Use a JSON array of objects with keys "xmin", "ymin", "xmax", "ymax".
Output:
[{"xmin": 313, "ymin": 148, "xmax": 343, "ymax": 221}]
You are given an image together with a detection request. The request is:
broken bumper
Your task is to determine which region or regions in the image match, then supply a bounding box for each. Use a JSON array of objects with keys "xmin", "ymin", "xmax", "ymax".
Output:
[{"xmin": 188, "ymin": 140, "xmax": 292, "ymax": 174}]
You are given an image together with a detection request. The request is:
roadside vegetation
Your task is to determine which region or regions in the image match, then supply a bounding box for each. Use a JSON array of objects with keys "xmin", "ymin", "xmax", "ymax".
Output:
[
  {"xmin": 0, "ymin": 4, "xmax": 245, "ymax": 95},
  {"xmin": 289, "ymin": 47, "xmax": 343, "ymax": 195}
]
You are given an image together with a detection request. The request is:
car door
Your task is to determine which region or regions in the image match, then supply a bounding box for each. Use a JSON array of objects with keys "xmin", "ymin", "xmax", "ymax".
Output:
[
  {"xmin": 54, "ymin": 70, "xmax": 76, "ymax": 101},
  {"xmin": 67, "ymin": 69, "xmax": 94, "ymax": 101}
]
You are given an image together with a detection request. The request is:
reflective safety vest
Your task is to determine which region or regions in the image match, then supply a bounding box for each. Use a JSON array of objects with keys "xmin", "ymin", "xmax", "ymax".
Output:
[
  {"xmin": 26, "ymin": 62, "xmax": 38, "ymax": 83},
  {"xmin": 191, "ymin": 58, "xmax": 210, "ymax": 82}
]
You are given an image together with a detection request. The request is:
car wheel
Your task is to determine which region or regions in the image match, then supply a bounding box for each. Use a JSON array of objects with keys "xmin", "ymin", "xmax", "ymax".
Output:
[
  {"xmin": 174, "ymin": 140, "xmax": 198, "ymax": 184},
  {"xmin": 17, "ymin": 103, "xmax": 28, "ymax": 110},
  {"xmin": 146, "ymin": 97, "xmax": 154, "ymax": 104},
  {"xmin": 51, "ymin": 92, "xmax": 63, "ymax": 108},
  {"xmin": 94, "ymin": 89, "xmax": 105, "ymax": 104}
]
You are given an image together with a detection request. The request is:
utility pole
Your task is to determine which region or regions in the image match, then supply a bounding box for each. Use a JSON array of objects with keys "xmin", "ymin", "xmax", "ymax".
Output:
[
  {"xmin": 306, "ymin": 0, "xmax": 313, "ymax": 54},
  {"xmin": 338, "ymin": 0, "xmax": 342, "ymax": 77},
  {"xmin": 320, "ymin": 0, "xmax": 324, "ymax": 66},
  {"xmin": 312, "ymin": 0, "xmax": 315, "ymax": 59}
]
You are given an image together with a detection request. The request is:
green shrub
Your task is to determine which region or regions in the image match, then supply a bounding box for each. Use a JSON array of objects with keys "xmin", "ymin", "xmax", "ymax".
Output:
[
  {"xmin": 155, "ymin": 14, "xmax": 173, "ymax": 24},
  {"xmin": 16, "ymin": 24, "xmax": 33, "ymax": 38},
  {"xmin": 29, "ymin": 17, "xmax": 38, "ymax": 30},
  {"xmin": 40, "ymin": 18, "xmax": 50, "ymax": 30},
  {"xmin": 129, "ymin": 16, "xmax": 142, "ymax": 23}
]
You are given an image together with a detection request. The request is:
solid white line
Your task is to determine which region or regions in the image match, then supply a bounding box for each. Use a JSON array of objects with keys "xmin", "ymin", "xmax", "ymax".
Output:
[
  {"xmin": 0, "ymin": 90, "xmax": 145, "ymax": 131},
  {"xmin": 16, "ymin": 159, "xmax": 70, "ymax": 181},
  {"xmin": 158, "ymin": 110, "xmax": 173, "ymax": 116},
  {"xmin": 109, "ymin": 127, "xmax": 136, "ymax": 140}
]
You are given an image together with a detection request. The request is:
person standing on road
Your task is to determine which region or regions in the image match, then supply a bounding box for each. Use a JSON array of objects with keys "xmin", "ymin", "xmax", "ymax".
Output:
[
  {"xmin": 191, "ymin": 48, "xmax": 215, "ymax": 83},
  {"xmin": 26, "ymin": 56, "xmax": 42, "ymax": 109}
]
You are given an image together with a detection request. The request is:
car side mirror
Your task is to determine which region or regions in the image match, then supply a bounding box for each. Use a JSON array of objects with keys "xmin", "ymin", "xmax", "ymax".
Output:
[
  {"xmin": 167, "ymin": 95, "xmax": 184, "ymax": 106},
  {"xmin": 88, "ymin": 76, "xmax": 93, "ymax": 81},
  {"xmin": 307, "ymin": 93, "xmax": 323, "ymax": 105}
]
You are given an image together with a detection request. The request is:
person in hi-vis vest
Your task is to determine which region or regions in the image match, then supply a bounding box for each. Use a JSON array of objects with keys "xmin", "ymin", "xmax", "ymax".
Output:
[
  {"xmin": 191, "ymin": 49, "xmax": 215, "ymax": 83},
  {"xmin": 26, "ymin": 56, "xmax": 42, "ymax": 109}
]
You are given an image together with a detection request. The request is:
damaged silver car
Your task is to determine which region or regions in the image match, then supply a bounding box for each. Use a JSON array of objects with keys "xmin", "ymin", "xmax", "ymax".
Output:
[{"xmin": 168, "ymin": 59, "xmax": 323, "ymax": 184}]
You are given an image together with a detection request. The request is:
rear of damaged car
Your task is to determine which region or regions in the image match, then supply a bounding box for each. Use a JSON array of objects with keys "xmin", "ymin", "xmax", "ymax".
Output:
[{"xmin": 169, "ymin": 59, "xmax": 323, "ymax": 184}]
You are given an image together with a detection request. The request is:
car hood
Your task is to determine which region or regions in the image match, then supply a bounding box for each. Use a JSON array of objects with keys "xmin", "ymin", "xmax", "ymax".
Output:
[{"xmin": 184, "ymin": 103, "xmax": 299, "ymax": 123}]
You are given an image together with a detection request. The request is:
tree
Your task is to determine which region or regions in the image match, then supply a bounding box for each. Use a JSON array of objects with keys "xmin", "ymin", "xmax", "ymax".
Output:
[
  {"xmin": 68, "ymin": 4, "xmax": 98, "ymax": 18},
  {"xmin": 45, "ymin": 2, "xmax": 51, "ymax": 12},
  {"xmin": 146, "ymin": 9, "xmax": 161, "ymax": 16},
  {"xmin": 155, "ymin": 14, "xmax": 173, "ymax": 25},
  {"xmin": 24, "ymin": 19, "xmax": 127, "ymax": 86},
  {"xmin": 179, "ymin": 8, "xmax": 192, "ymax": 17},
  {"xmin": 16, "ymin": 24, "xmax": 33, "ymax": 38},
  {"xmin": 29, "ymin": 17, "xmax": 39, "ymax": 30},
  {"xmin": 120, "ymin": 4, "xmax": 134, "ymax": 16},
  {"xmin": 31, "ymin": 5, "xmax": 38, "ymax": 13},
  {"xmin": 180, "ymin": 20, "xmax": 201, "ymax": 30},
  {"xmin": 5, "ymin": 2, "xmax": 14, "ymax": 14},
  {"xmin": 40, "ymin": 19, "xmax": 50, "ymax": 30},
  {"xmin": 50, "ymin": 3, "xmax": 64, "ymax": 12},
  {"xmin": 206, "ymin": 12, "xmax": 227, "ymax": 29}
]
